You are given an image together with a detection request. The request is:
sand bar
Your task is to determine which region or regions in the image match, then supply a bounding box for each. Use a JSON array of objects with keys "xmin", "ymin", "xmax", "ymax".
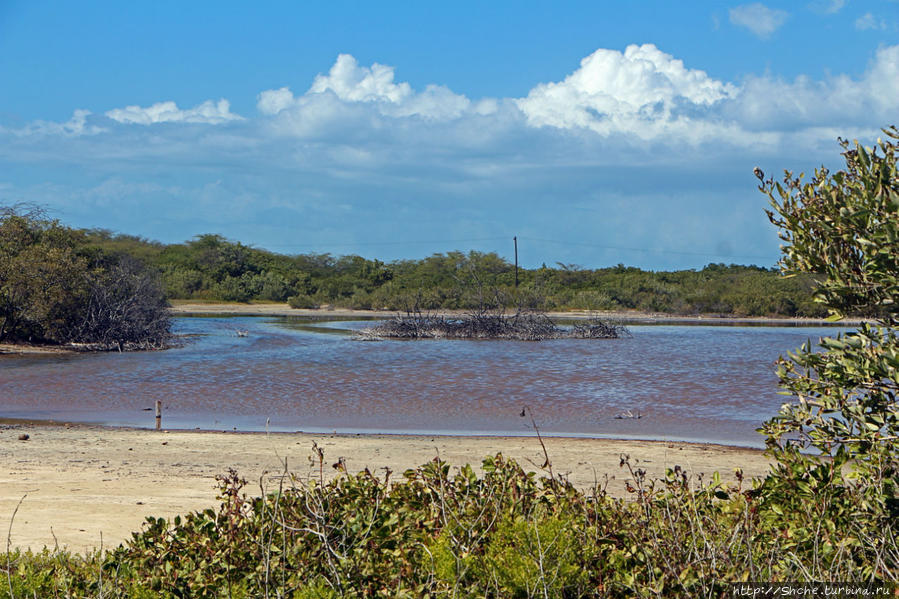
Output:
[{"xmin": 1, "ymin": 422, "xmax": 771, "ymax": 554}]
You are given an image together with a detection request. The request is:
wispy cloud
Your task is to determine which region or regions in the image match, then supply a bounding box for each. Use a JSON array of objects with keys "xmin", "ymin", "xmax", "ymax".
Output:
[
  {"xmin": 808, "ymin": 0, "xmax": 847, "ymax": 14},
  {"xmin": 855, "ymin": 12, "xmax": 886, "ymax": 30},
  {"xmin": 726, "ymin": 45, "xmax": 899, "ymax": 130},
  {"xmin": 105, "ymin": 99, "xmax": 242, "ymax": 125},
  {"xmin": 729, "ymin": 3, "xmax": 789, "ymax": 38},
  {"xmin": 4, "ymin": 109, "xmax": 105, "ymax": 137}
]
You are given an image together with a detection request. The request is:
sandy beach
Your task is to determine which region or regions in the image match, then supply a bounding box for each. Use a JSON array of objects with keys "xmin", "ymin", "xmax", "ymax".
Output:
[{"xmin": 0, "ymin": 422, "xmax": 771, "ymax": 554}]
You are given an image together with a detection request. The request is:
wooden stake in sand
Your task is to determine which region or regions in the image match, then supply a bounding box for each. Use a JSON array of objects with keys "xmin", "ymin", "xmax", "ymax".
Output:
[{"xmin": 155, "ymin": 400, "xmax": 162, "ymax": 431}]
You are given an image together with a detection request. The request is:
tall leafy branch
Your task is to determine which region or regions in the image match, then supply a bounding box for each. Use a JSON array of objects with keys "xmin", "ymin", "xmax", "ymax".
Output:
[{"xmin": 756, "ymin": 127, "xmax": 899, "ymax": 578}]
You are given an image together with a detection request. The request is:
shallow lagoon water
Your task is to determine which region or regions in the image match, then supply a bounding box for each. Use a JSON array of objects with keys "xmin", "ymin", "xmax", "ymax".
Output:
[{"xmin": 0, "ymin": 316, "xmax": 848, "ymax": 447}]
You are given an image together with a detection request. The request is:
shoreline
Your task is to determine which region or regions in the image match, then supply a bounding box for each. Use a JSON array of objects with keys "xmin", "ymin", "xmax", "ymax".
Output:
[
  {"xmin": 1, "ymin": 303, "xmax": 855, "ymax": 356},
  {"xmin": 0, "ymin": 416, "xmax": 763, "ymax": 448},
  {"xmin": 1, "ymin": 422, "xmax": 772, "ymax": 554},
  {"xmin": 170, "ymin": 300, "xmax": 854, "ymax": 325}
]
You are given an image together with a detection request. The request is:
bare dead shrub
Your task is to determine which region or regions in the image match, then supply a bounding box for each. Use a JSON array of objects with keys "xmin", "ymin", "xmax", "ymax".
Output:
[{"xmin": 358, "ymin": 306, "xmax": 627, "ymax": 341}]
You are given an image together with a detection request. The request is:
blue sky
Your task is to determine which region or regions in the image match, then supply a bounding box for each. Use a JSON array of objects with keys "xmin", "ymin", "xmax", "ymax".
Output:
[{"xmin": 1, "ymin": 1, "xmax": 897, "ymax": 270}]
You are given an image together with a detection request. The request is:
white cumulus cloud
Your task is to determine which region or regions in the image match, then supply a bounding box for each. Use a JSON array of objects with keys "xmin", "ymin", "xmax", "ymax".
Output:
[
  {"xmin": 729, "ymin": 3, "xmax": 788, "ymax": 38},
  {"xmin": 248, "ymin": 43, "xmax": 898, "ymax": 150},
  {"xmin": 257, "ymin": 87, "xmax": 296, "ymax": 116},
  {"xmin": 516, "ymin": 44, "xmax": 737, "ymax": 141},
  {"xmin": 6, "ymin": 43, "xmax": 898, "ymax": 157},
  {"xmin": 257, "ymin": 54, "xmax": 472, "ymax": 121},
  {"xmin": 730, "ymin": 44, "xmax": 899, "ymax": 129},
  {"xmin": 309, "ymin": 54, "xmax": 412, "ymax": 103},
  {"xmin": 105, "ymin": 99, "xmax": 242, "ymax": 125}
]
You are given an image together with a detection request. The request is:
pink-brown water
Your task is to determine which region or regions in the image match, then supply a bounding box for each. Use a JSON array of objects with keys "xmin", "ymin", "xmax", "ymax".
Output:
[{"xmin": 0, "ymin": 317, "xmax": 846, "ymax": 446}]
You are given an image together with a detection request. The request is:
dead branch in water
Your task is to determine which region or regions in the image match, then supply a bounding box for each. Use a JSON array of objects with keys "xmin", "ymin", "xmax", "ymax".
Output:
[{"xmin": 356, "ymin": 307, "xmax": 628, "ymax": 341}]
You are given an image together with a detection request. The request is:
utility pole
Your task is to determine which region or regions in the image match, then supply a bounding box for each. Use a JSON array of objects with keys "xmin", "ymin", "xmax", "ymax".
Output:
[{"xmin": 513, "ymin": 236, "xmax": 519, "ymax": 288}]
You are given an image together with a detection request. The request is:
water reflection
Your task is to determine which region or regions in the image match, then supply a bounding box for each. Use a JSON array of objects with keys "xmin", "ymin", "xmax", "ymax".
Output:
[{"xmin": 0, "ymin": 316, "xmax": 849, "ymax": 446}]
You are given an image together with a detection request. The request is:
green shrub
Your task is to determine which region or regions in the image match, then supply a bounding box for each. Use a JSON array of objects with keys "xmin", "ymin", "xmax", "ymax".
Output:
[
  {"xmin": 287, "ymin": 294, "xmax": 318, "ymax": 309},
  {"xmin": 2, "ymin": 450, "xmax": 896, "ymax": 597},
  {"xmin": 0, "ymin": 206, "xmax": 171, "ymax": 348},
  {"xmin": 482, "ymin": 511, "xmax": 588, "ymax": 597},
  {"xmin": 565, "ymin": 289, "xmax": 616, "ymax": 311},
  {"xmin": 755, "ymin": 127, "xmax": 899, "ymax": 580}
]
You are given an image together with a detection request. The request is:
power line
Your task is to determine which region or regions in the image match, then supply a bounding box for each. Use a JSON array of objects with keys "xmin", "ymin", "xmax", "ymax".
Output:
[
  {"xmin": 253, "ymin": 235, "xmax": 776, "ymax": 264},
  {"xmin": 260, "ymin": 236, "xmax": 509, "ymax": 250}
]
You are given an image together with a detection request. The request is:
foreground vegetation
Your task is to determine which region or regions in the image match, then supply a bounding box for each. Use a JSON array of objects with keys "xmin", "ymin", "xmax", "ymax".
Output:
[
  {"xmin": 2, "ymin": 130, "xmax": 897, "ymax": 596},
  {"xmin": 3, "ymin": 451, "xmax": 895, "ymax": 598}
]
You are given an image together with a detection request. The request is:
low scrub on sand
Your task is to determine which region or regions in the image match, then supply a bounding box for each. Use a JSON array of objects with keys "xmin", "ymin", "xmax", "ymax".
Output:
[{"xmin": 2, "ymin": 449, "xmax": 896, "ymax": 598}]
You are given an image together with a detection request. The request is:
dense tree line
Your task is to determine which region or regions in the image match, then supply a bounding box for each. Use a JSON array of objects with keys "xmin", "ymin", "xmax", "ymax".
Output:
[
  {"xmin": 80, "ymin": 230, "xmax": 825, "ymax": 317},
  {"xmin": 1, "ymin": 206, "xmax": 824, "ymax": 327},
  {"xmin": 0, "ymin": 206, "xmax": 171, "ymax": 349}
]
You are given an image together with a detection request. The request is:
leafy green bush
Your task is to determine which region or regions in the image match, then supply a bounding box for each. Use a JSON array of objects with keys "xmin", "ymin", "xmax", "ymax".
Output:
[
  {"xmin": 287, "ymin": 294, "xmax": 318, "ymax": 309},
  {"xmin": 2, "ymin": 451, "xmax": 896, "ymax": 597},
  {"xmin": 0, "ymin": 205, "xmax": 171, "ymax": 348},
  {"xmin": 755, "ymin": 127, "xmax": 899, "ymax": 580}
]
